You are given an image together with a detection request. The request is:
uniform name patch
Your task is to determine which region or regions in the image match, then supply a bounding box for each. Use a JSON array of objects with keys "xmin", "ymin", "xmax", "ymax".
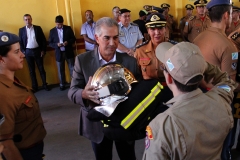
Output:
[
  {"xmin": 25, "ymin": 96, "xmax": 32, "ymax": 104},
  {"xmin": 217, "ymin": 85, "xmax": 231, "ymax": 92},
  {"xmin": 232, "ymin": 52, "xmax": 238, "ymax": 60}
]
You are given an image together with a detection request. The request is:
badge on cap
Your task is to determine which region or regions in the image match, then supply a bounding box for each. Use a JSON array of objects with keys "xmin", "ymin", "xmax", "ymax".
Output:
[
  {"xmin": 1, "ymin": 36, "xmax": 9, "ymax": 42},
  {"xmin": 166, "ymin": 58, "xmax": 174, "ymax": 71},
  {"xmin": 150, "ymin": 15, "xmax": 160, "ymax": 22}
]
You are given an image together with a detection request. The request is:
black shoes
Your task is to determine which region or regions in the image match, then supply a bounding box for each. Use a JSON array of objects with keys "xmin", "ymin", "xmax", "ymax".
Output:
[
  {"xmin": 60, "ymin": 86, "xmax": 65, "ymax": 91},
  {"xmin": 43, "ymin": 84, "xmax": 50, "ymax": 91},
  {"xmin": 32, "ymin": 87, "xmax": 38, "ymax": 93}
]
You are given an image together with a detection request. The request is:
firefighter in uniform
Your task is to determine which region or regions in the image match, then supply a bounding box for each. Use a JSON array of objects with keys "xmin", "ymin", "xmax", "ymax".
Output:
[
  {"xmin": 143, "ymin": 41, "xmax": 237, "ymax": 160},
  {"xmin": 228, "ymin": 28, "xmax": 240, "ymax": 152},
  {"xmin": 161, "ymin": 3, "xmax": 176, "ymax": 39},
  {"xmin": 134, "ymin": 13, "xmax": 174, "ymax": 103},
  {"xmin": 183, "ymin": 0, "xmax": 211, "ymax": 42},
  {"xmin": 226, "ymin": 6, "xmax": 240, "ymax": 36},
  {"xmin": 194, "ymin": 0, "xmax": 239, "ymax": 159},
  {"xmin": 179, "ymin": 4, "xmax": 194, "ymax": 41}
]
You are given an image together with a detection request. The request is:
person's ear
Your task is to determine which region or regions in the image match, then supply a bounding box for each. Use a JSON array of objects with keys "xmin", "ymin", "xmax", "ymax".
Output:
[
  {"xmin": 165, "ymin": 72, "xmax": 173, "ymax": 84},
  {"xmin": 95, "ymin": 34, "xmax": 99, "ymax": 43},
  {"xmin": 0, "ymin": 56, "xmax": 5, "ymax": 64},
  {"xmin": 223, "ymin": 11, "xmax": 230, "ymax": 20}
]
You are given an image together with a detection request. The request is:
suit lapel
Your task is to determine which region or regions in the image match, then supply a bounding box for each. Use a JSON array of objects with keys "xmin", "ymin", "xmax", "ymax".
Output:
[
  {"xmin": 33, "ymin": 25, "xmax": 38, "ymax": 37},
  {"xmin": 116, "ymin": 52, "xmax": 123, "ymax": 64},
  {"xmin": 62, "ymin": 25, "xmax": 66, "ymax": 41},
  {"xmin": 54, "ymin": 28, "xmax": 60, "ymax": 42}
]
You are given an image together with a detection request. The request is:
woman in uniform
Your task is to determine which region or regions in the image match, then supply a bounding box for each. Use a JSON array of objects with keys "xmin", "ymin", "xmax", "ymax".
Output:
[
  {"xmin": 134, "ymin": 13, "xmax": 174, "ymax": 102},
  {"xmin": 0, "ymin": 32, "xmax": 46, "ymax": 160}
]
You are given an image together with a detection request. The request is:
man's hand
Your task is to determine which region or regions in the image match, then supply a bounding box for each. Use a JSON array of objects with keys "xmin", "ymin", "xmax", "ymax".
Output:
[
  {"xmin": 200, "ymin": 78, "xmax": 214, "ymax": 89},
  {"xmin": 57, "ymin": 43, "xmax": 63, "ymax": 47},
  {"xmin": 126, "ymin": 49, "xmax": 134, "ymax": 56},
  {"xmin": 82, "ymin": 77, "xmax": 100, "ymax": 104},
  {"xmin": 63, "ymin": 41, "xmax": 68, "ymax": 46},
  {"xmin": 41, "ymin": 51, "xmax": 45, "ymax": 57}
]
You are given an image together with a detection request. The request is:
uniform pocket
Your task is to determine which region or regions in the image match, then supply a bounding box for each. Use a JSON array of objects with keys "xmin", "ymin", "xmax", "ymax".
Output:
[
  {"xmin": 139, "ymin": 58, "xmax": 151, "ymax": 67},
  {"xmin": 22, "ymin": 102, "xmax": 35, "ymax": 121}
]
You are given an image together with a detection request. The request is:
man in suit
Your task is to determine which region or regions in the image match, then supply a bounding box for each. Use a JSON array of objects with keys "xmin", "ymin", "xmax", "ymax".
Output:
[
  {"xmin": 68, "ymin": 17, "xmax": 141, "ymax": 160},
  {"xmin": 49, "ymin": 15, "xmax": 76, "ymax": 91},
  {"xmin": 19, "ymin": 14, "xmax": 49, "ymax": 92}
]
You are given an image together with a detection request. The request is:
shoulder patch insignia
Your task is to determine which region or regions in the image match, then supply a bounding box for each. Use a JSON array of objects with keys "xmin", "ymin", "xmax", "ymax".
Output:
[
  {"xmin": 136, "ymin": 40, "xmax": 149, "ymax": 49},
  {"xmin": 146, "ymin": 126, "xmax": 153, "ymax": 140},
  {"xmin": 217, "ymin": 85, "xmax": 231, "ymax": 92},
  {"xmin": 231, "ymin": 32, "xmax": 240, "ymax": 40},
  {"xmin": 189, "ymin": 16, "xmax": 195, "ymax": 21}
]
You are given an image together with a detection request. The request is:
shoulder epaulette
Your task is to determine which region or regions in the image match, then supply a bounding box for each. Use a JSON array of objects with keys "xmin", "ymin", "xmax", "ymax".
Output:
[
  {"xmin": 168, "ymin": 39, "xmax": 178, "ymax": 45},
  {"xmin": 189, "ymin": 16, "xmax": 195, "ymax": 21},
  {"xmin": 231, "ymin": 32, "xmax": 240, "ymax": 40},
  {"xmin": 136, "ymin": 40, "xmax": 149, "ymax": 49},
  {"xmin": 130, "ymin": 22, "xmax": 138, "ymax": 26}
]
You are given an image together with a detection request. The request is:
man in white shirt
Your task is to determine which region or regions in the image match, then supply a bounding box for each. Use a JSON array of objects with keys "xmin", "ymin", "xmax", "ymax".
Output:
[{"xmin": 19, "ymin": 14, "xmax": 49, "ymax": 92}]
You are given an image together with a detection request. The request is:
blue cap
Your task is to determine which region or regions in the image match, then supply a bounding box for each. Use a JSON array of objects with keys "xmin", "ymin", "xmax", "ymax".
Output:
[
  {"xmin": 206, "ymin": 0, "xmax": 232, "ymax": 9},
  {"xmin": 145, "ymin": 13, "xmax": 166, "ymax": 28},
  {"xmin": 152, "ymin": 6, "xmax": 164, "ymax": 13},
  {"xmin": 0, "ymin": 32, "xmax": 20, "ymax": 47}
]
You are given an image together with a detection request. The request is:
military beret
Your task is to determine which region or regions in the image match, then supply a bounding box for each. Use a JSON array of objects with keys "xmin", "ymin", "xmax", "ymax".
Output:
[
  {"xmin": 139, "ymin": 10, "xmax": 148, "ymax": 17},
  {"xmin": 119, "ymin": 8, "xmax": 131, "ymax": 14},
  {"xmin": 143, "ymin": 5, "xmax": 153, "ymax": 12},
  {"xmin": 185, "ymin": 4, "xmax": 194, "ymax": 10},
  {"xmin": 152, "ymin": 6, "xmax": 164, "ymax": 13},
  {"xmin": 161, "ymin": 3, "xmax": 170, "ymax": 8},
  {"xmin": 0, "ymin": 32, "xmax": 19, "ymax": 47},
  {"xmin": 145, "ymin": 13, "xmax": 166, "ymax": 28},
  {"xmin": 233, "ymin": 6, "xmax": 240, "ymax": 11},
  {"xmin": 206, "ymin": 0, "xmax": 232, "ymax": 9},
  {"xmin": 194, "ymin": 0, "xmax": 208, "ymax": 6}
]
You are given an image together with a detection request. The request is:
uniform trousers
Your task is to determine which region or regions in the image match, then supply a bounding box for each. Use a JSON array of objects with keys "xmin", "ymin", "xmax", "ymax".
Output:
[
  {"xmin": 2, "ymin": 142, "xmax": 44, "ymax": 160},
  {"xmin": 25, "ymin": 48, "xmax": 47, "ymax": 89},
  {"xmin": 56, "ymin": 51, "xmax": 74, "ymax": 87},
  {"xmin": 91, "ymin": 136, "xmax": 136, "ymax": 160}
]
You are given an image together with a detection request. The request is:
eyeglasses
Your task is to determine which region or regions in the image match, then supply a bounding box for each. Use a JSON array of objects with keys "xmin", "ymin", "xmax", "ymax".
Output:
[{"xmin": 159, "ymin": 63, "xmax": 168, "ymax": 72}]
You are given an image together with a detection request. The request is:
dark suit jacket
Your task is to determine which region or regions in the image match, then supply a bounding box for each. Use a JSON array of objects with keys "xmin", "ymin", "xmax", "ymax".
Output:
[
  {"xmin": 48, "ymin": 25, "xmax": 76, "ymax": 62},
  {"xmin": 19, "ymin": 25, "xmax": 47, "ymax": 53},
  {"xmin": 68, "ymin": 49, "xmax": 141, "ymax": 143}
]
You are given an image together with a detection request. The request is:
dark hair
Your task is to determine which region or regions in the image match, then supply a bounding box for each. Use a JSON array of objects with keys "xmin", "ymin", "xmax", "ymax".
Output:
[
  {"xmin": 85, "ymin": 10, "xmax": 93, "ymax": 14},
  {"xmin": 23, "ymin": 14, "xmax": 32, "ymax": 18},
  {"xmin": 208, "ymin": 5, "xmax": 231, "ymax": 23},
  {"xmin": 0, "ymin": 45, "xmax": 11, "ymax": 57},
  {"xmin": 55, "ymin": 15, "xmax": 64, "ymax": 23},
  {"xmin": 173, "ymin": 75, "xmax": 203, "ymax": 92}
]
